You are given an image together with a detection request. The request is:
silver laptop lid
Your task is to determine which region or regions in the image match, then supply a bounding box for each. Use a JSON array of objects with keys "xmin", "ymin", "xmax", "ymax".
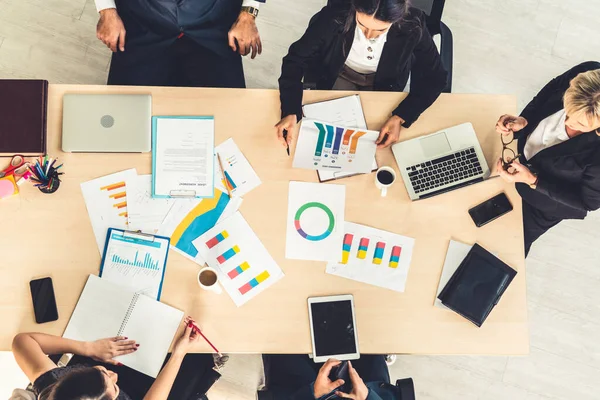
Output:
[
  {"xmin": 62, "ymin": 94, "xmax": 152, "ymax": 153},
  {"xmin": 392, "ymin": 123, "xmax": 491, "ymax": 200}
]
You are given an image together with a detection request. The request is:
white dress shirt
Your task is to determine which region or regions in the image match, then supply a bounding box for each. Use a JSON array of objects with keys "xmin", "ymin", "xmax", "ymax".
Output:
[
  {"xmin": 95, "ymin": 0, "xmax": 262, "ymax": 13},
  {"xmin": 344, "ymin": 25, "xmax": 389, "ymax": 75},
  {"xmin": 524, "ymin": 109, "xmax": 570, "ymax": 160}
]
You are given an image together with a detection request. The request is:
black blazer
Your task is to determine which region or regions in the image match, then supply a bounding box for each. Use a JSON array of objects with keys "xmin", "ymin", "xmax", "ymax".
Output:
[
  {"xmin": 515, "ymin": 61, "xmax": 600, "ymax": 220},
  {"xmin": 278, "ymin": 6, "xmax": 447, "ymax": 127}
]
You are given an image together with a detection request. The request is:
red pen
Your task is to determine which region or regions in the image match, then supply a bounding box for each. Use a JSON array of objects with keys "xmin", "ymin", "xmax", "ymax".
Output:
[{"xmin": 188, "ymin": 322, "xmax": 222, "ymax": 357}]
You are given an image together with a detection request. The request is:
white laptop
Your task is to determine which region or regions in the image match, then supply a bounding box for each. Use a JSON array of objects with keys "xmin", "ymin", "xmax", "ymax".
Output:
[
  {"xmin": 392, "ymin": 123, "xmax": 491, "ymax": 200},
  {"xmin": 62, "ymin": 94, "xmax": 152, "ymax": 152}
]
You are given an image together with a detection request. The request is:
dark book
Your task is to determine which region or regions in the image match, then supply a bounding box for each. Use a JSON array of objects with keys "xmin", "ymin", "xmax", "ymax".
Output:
[
  {"xmin": 0, "ymin": 79, "xmax": 49, "ymax": 156},
  {"xmin": 438, "ymin": 243, "xmax": 517, "ymax": 327}
]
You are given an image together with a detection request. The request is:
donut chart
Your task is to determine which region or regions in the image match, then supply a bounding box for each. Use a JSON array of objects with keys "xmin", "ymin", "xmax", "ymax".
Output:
[{"xmin": 294, "ymin": 202, "xmax": 335, "ymax": 241}]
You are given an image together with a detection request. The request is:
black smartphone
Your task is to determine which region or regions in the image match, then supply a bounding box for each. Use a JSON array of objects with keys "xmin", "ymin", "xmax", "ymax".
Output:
[
  {"xmin": 29, "ymin": 277, "xmax": 59, "ymax": 323},
  {"xmin": 469, "ymin": 193, "xmax": 513, "ymax": 227}
]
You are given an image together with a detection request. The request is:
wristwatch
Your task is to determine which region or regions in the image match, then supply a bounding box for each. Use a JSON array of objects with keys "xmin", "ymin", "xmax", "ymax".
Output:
[
  {"xmin": 529, "ymin": 173, "xmax": 539, "ymax": 189},
  {"xmin": 241, "ymin": 6, "xmax": 259, "ymax": 18}
]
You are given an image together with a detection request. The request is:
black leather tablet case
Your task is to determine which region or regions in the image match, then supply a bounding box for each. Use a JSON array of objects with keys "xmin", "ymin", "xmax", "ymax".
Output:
[{"xmin": 438, "ymin": 243, "xmax": 517, "ymax": 327}]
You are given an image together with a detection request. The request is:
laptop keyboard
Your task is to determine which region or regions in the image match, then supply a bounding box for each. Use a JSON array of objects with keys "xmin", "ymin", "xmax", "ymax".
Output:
[{"xmin": 406, "ymin": 147, "xmax": 484, "ymax": 194}]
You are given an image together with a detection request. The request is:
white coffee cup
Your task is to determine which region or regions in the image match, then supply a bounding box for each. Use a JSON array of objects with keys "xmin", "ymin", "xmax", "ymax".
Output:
[
  {"xmin": 197, "ymin": 267, "xmax": 222, "ymax": 294},
  {"xmin": 375, "ymin": 166, "xmax": 397, "ymax": 197}
]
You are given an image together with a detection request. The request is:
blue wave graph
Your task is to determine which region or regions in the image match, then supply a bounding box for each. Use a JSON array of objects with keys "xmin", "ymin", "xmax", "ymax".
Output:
[{"xmin": 111, "ymin": 251, "xmax": 159, "ymax": 270}]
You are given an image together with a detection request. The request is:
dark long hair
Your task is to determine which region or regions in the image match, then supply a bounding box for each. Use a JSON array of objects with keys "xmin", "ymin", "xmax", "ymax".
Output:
[
  {"xmin": 340, "ymin": 0, "xmax": 412, "ymax": 33},
  {"xmin": 41, "ymin": 367, "xmax": 112, "ymax": 400}
]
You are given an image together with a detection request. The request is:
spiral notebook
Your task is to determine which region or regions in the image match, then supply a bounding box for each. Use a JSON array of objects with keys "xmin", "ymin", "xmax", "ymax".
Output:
[{"xmin": 63, "ymin": 275, "xmax": 184, "ymax": 378}]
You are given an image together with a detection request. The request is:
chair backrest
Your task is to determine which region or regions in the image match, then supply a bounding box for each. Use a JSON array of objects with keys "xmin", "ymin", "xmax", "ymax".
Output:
[{"xmin": 410, "ymin": 0, "xmax": 446, "ymax": 35}]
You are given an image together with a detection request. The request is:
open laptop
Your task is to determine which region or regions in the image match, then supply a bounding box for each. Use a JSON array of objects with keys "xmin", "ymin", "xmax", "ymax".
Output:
[
  {"xmin": 62, "ymin": 94, "xmax": 152, "ymax": 152},
  {"xmin": 392, "ymin": 123, "xmax": 491, "ymax": 200}
]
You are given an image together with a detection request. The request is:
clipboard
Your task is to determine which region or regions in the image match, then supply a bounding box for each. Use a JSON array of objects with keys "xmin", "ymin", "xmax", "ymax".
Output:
[
  {"xmin": 151, "ymin": 115, "xmax": 215, "ymax": 199},
  {"xmin": 99, "ymin": 228, "xmax": 171, "ymax": 300}
]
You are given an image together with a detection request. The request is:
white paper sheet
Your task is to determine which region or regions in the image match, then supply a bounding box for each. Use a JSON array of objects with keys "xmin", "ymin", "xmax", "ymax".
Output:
[
  {"xmin": 81, "ymin": 169, "xmax": 137, "ymax": 253},
  {"xmin": 157, "ymin": 190, "xmax": 242, "ymax": 265},
  {"xmin": 127, "ymin": 175, "xmax": 178, "ymax": 233},
  {"xmin": 214, "ymin": 138, "xmax": 261, "ymax": 198},
  {"xmin": 100, "ymin": 229, "xmax": 169, "ymax": 300},
  {"xmin": 293, "ymin": 119, "xmax": 378, "ymax": 173},
  {"xmin": 434, "ymin": 241, "xmax": 472, "ymax": 309},
  {"xmin": 326, "ymin": 222, "xmax": 415, "ymax": 292},
  {"xmin": 192, "ymin": 212, "xmax": 284, "ymax": 307},
  {"xmin": 285, "ymin": 181, "xmax": 345, "ymax": 261},
  {"xmin": 153, "ymin": 117, "xmax": 214, "ymax": 198},
  {"xmin": 303, "ymin": 96, "xmax": 379, "ymax": 182}
]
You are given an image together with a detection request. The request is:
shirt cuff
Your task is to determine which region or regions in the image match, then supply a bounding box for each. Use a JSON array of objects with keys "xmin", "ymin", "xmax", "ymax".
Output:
[
  {"xmin": 242, "ymin": 0, "xmax": 262, "ymax": 8},
  {"xmin": 95, "ymin": 0, "xmax": 116, "ymax": 12}
]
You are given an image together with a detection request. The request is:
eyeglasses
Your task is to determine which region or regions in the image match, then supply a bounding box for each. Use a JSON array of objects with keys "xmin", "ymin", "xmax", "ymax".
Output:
[{"xmin": 500, "ymin": 131, "xmax": 521, "ymax": 170}]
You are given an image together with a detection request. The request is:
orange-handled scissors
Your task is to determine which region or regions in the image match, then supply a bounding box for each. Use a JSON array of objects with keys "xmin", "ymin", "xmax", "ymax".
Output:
[{"xmin": 0, "ymin": 155, "xmax": 29, "ymax": 178}]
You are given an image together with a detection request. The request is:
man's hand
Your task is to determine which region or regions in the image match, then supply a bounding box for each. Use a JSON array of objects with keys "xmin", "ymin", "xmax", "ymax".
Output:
[
  {"xmin": 275, "ymin": 115, "xmax": 297, "ymax": 147},
  {"xmin": 314, "ymin": 359, "xmax": 346, "ymax": 398},
  {"xmin": 97, "ymin": 8, "xmax": 126, "ymax": 52},
  {"xmin": 228, "ymin": 12, "xmax": 262, "ymax": 58},
  {"xmin": 335, "ymin": 361, "xmax": 369, "ymax": 400},
  {"xmin": 376, "ymin": 115, "xmax": 404, "ymax": 148},
  {"xmin": 496, "ymin": 158, "xmax": 537, "ymax": 185},
  {"xmin": 84, "ymin": 336, "xmax": 137, "ymax": 365}
]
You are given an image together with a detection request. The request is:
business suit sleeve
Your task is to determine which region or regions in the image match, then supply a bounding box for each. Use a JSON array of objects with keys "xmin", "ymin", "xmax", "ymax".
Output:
[
  {"xmin": 392, "ymin": 17, "xmax": 447, "ymax": 128},
  {"xmin": 520, "ymin": 61, "xmax": 600, "ymax": 124},
  {"xmin": 536, "ymin": 161, "xmax": 600, "ymax": 212},
  {"xmin": 278, "ymin": 8, "xmax": 333, "ymax": 121}
]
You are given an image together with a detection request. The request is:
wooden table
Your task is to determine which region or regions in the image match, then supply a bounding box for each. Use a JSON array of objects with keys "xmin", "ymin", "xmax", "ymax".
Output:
[{"xmin": 0, "ymin": 85, "xmax": 528, "ymax": 355}]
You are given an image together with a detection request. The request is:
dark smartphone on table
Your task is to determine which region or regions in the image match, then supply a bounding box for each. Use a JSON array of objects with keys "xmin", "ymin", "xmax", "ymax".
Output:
[
  {"xmin": 469, "ymin": 193, "xmax": 513, "ymax": 227},
  {"xmin": 30, "ymin": 277, "xmax": 59, "ymax": 323}
]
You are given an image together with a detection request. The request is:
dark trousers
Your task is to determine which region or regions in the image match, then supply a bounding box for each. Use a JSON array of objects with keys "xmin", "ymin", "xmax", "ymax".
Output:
[
  {"xmin": 522, "ymin": 201, "xmax": 562, "ymax": 256},
  {"xmin": 107, "ymin": 36, "xmax": 245, "ymax": 88},
  {"xmin": 263, "ymin": 354, "xmax": 390, "ymax": 394},
  {"xmin": 69, "ymin": 353, "xmax": 216, "ymax": 400}
]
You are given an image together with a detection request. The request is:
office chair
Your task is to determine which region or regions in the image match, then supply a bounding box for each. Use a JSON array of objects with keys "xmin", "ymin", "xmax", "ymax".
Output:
[{"xmin": 410, "ymin": 0, "xmax": 453, "ymax": 92}]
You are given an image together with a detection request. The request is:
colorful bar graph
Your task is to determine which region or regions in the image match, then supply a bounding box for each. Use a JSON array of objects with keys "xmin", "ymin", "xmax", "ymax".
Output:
[
  {"xmin": 373, "ymin": 241, "xmax": 386, "ymax": 265},
  {"xmin": 216, "ymin": 245, "xmax": 240, "ymax": 264},
  {"xmin": 114, "ymin": 201, "xmax": 127, "ymax": 209},
  {"xmin": 314, "ymin": 122, "xmax": 327, "ymax": 156},
  {"xmin": 342, "ymin": 233, "xmax": 354, "ymax": 264},
  {"xmin": 325, "ymin": 124, "xmax": 335, "ymax": 149},
  {"xmin": 349, "ymin": 131, "xmax": 367, "ymax": 154},
  {"xmin": 342, "ymin": 129, "xmax": 356, "ymax": 145},
  {"xmin": 332, "ymin": 127, "xmax": 344, "ymax": 154},
  {"xmin": 227, "ymin": 261, "xmax": 250, "ymax": 279},
  {"xmin": 205, "ymin": 230, "xmax": 229, "ymax": 249},
  {"xmin": 357, "ymin": 237, "xmax": 370, "ymax": 259},
  {"xmin": 119, "ymin": 212, "xmax": 128, "ymax": 218},
  {"xmin": 389, "ymin": 246, "xmax": 402, "ymax": 268},
  {"xmin": 109, "ymin": 192, "xmax": 126, "ymax": 199},
  {"xmin": 100, "ymin": 181, "xmax": 126, "ymax": 191},
  {"xmin": 238, "ymin": 270, "xmax": 270, "ymax": 295},
  {"xmin": 111, "ymin": 250, "xmax": 159, "ymax": 270},
  {"xmin": 223, "ymin": 170, "xmax": 237, "ymax": 191}
]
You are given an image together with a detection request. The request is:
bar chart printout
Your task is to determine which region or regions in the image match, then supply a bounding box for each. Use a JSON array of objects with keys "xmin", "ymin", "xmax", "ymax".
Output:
[
  {"xmin": 100, "ymin": 229, "xmax": 170, "ymax": 300},
  {"xmin": 293, "ymin": 119, "xmax": 378, "ymax": 173}
]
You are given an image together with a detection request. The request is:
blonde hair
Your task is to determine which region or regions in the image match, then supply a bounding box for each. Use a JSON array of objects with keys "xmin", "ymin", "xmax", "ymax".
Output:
[{"xmin": 564, "ymin": 69, "xmax": 600, "ymax": 131}]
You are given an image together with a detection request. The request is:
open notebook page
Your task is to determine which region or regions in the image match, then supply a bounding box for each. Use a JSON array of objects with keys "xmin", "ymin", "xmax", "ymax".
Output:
[{"xmin": 118, "ymin": 295, "xmax": 183, "ymax": 378}]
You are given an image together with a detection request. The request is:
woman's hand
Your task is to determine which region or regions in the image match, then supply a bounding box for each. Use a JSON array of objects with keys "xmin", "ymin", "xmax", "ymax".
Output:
[
  {"xmin": 376, "ymin": 115, "xmax": 404, "ymax": 148},
  {"xmin": 313, "ymin": 359, "xmax": 346, "ymax": 398},
  {"xmin": 496, "ymin": 158, "xmax": 537, "ymax": 185},
  {"xmin": 335, "ymin": 361, "xmax": 369, "ymax": 400},
  {"xmin": 172, "ymin": 316, "xmax": 200, "ymax": 357},
  {"xmin": 496, "ymin": 115, "xmax": 528, "ymax": 136},
  {"xmin": 85, "ymin": 336, "xmax": 138, "ymax": 365},
  {"xmin": 275, "ymin": 115, "xmax": 297, "ymax": 148}
]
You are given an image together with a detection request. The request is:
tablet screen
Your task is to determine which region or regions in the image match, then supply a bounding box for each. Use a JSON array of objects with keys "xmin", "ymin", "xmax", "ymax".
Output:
[{"xmin": 311, "ymin": 300, "xmax": 357, "ymax": 357}]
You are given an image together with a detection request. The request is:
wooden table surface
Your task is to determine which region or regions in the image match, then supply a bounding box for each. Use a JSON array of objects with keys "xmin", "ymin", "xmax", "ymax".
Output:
[{"xmin": 0, "ymin": 85, "xmax": 528, "ymax": 355}]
